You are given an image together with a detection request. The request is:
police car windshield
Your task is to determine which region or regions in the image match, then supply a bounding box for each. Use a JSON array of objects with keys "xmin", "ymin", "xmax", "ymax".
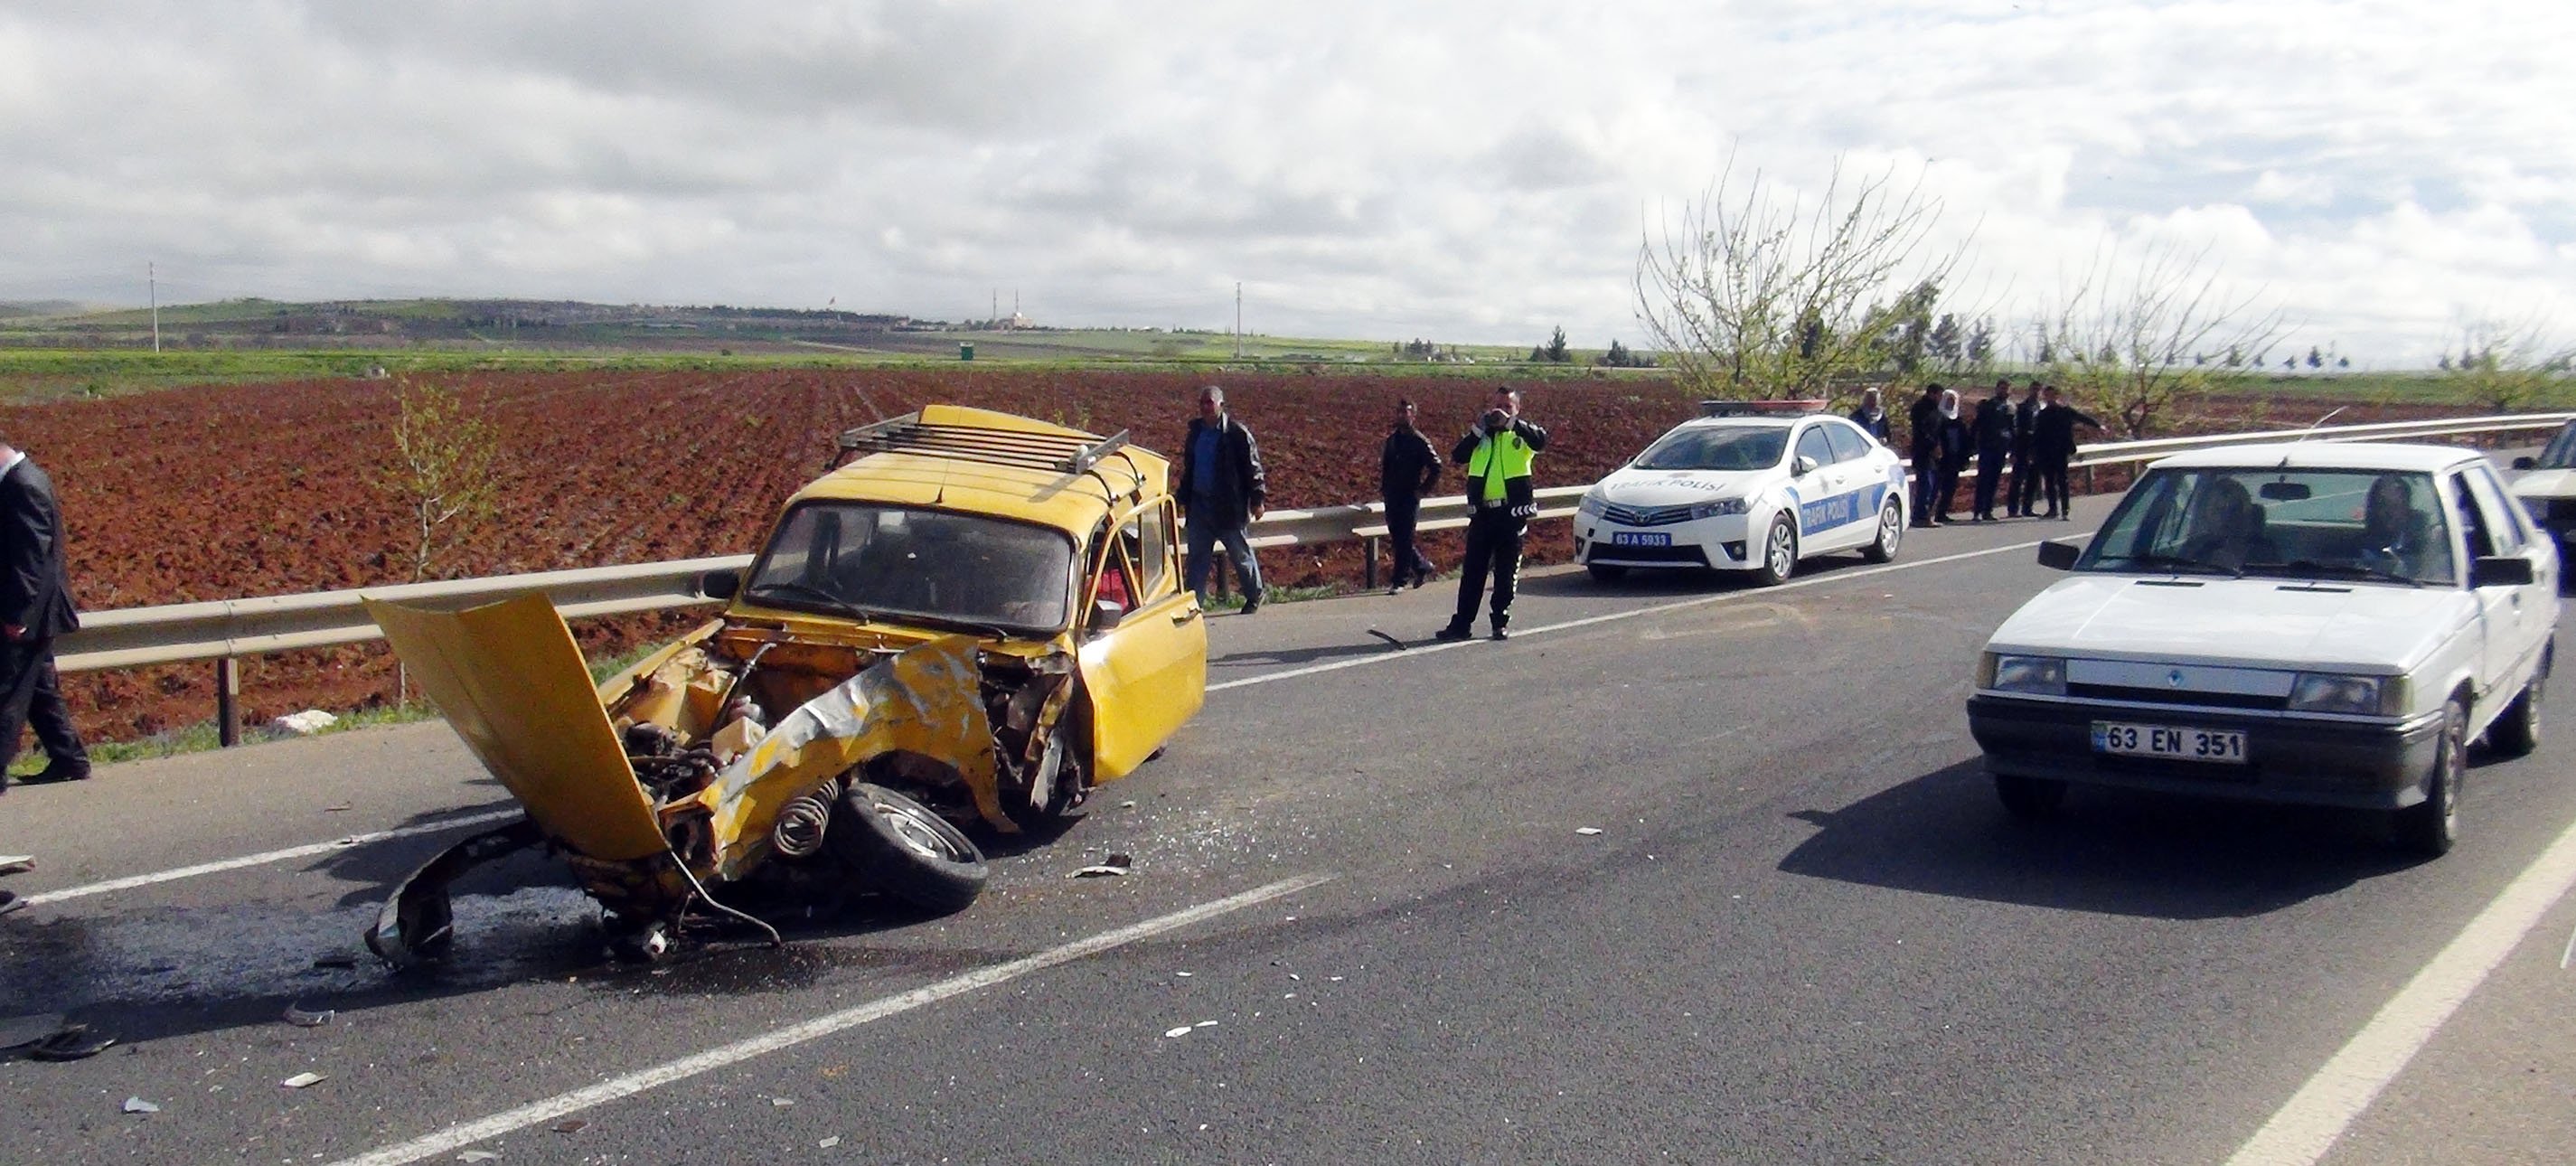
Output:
[
  {"xmin": 1634, "ymin": 425, "xmax": 1790, "ymax": 472},
  {"xmin": 2538, "ymin": 422, "xmax": 2576, "ymax": 470}
]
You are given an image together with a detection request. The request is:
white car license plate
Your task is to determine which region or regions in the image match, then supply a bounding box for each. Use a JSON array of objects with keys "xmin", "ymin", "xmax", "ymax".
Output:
[
  {"xmin": 2092, "ymin": 722, "xmax": 2247, "ymax": 764},
  {"xmin": 1612, "ymin": 531, "xmax": 1670, "ymax": 547}
]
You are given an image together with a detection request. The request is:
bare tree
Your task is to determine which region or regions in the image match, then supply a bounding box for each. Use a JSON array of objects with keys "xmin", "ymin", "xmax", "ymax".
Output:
[
  {"xmin": 2035, "ymin": 240, "xmax": 2284, "ymax": 438},
  {"xmin": 2448, "ymin": 315, "xmax": 2572, "ymax": 413},
  {"xmin": 374, "ymin": 377, "xmax": 502, "ymax": 583},
  {"xmin": 1635, "ymin": 155, "xmax": 1967, "ymax": 403}
]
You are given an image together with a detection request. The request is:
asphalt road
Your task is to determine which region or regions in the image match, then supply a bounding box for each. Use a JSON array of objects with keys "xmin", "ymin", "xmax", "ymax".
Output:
[{"xmin": 3, "ymin": 495, "xmax": 2571, "ymax": 1166}]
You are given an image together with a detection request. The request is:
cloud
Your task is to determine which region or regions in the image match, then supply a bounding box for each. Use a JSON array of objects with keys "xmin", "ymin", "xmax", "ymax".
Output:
[{"xmin": 0, "ymin": 0, "xmax": 2571, "ymax": 359}]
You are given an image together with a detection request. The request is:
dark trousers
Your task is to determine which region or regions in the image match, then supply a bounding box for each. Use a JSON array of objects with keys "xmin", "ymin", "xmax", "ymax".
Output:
[
  {"xmin": 1385, "ymin": 494, "xmax": 1434, "ymax": 586},
  {"xmin": 0, "ymin": 637, "xmax": 85, "ymax": 776},
  {"xmin": 1973, "ymin": 449, "xmax": 2007, "ymax": 518},
  {"xmin": 2038, "ymin": 456, "xmax": 2073, "ymax": 516},
  {"xmin": 1932, "ymin": 465, "xmax": 1963, "ymax": 519},
  {"xmin": 1910, "ymin": 448, "xmax": 1939, "ymax": 522},
  {"xmin": 2009, "ymin": 448, "xmax": 2039, "ymax": 515},
  {"xmin": 1449, "ymin": 508, "xmax": 1527, "ymax": 631}
]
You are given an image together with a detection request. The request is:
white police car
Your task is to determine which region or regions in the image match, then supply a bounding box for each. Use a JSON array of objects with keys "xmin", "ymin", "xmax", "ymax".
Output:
[{"xmin": 1573, "ymin": 402, "xmax": 1910, "ymax": 586}]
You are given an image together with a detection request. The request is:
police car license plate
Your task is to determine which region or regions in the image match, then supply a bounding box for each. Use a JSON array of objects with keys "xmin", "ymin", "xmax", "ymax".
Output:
[
  {"xmin": 1612, "ymin": 531, "xmax": 1670, "ymax": 547},
  {"xmin": 2092, "ymin": 721, "xmax": 2246, "ymax": 764}
]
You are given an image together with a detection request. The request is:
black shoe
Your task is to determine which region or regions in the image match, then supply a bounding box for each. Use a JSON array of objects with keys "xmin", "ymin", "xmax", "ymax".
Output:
[
  {"xmin": 1239, "ymin": 597, "xmax": 1261, "ymax": 616},
  {"xmin": 24, "ymin": 760, "xmax": 89, "ymax": 785},
  {"xmin": 1434, "ymin": 625, "xmax": 1473, "ymax": 643},
  {"xmin": 1490, "ymin": 626, "xmax": 1510, "ymax": 641}
]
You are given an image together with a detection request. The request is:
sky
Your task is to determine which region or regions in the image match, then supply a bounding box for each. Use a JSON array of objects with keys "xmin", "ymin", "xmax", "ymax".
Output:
[{"xmin": 3, "ymin": 1, "xmax": 2571, "ymax": 365}]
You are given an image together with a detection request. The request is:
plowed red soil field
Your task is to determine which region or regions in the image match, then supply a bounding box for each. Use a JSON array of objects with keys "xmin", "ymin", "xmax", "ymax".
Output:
[{"xmin": 0, "ymin": 368, "xmax": 2486, "ymax": 744}]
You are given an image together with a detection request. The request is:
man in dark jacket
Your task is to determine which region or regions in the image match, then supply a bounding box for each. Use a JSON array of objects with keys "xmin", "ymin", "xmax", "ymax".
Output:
[
  {"xmin": 2031, "ymin": 384, "xmax": 2105, "ymax": 520},
  {"xmin": 1178, "ymin": 385, "xmax": 1267, "ymax": 612},
  {"xmin": 2008, "ymin": 380, "xmax": 2044, "ymax": 517},
  {"xmin": 1435, "ymin": 386, "xmax": 1547, "ymax": 642},
  {"xmin": 1906, "ymin": 384, "xmax": 1944, "ymax": 527},
  {"xmin": 0, "ymin": 437, "xmax": 86, "ymax": 916},
  {"xmin": 1379, "ymin": 399, "xmax": 1442, "ymax": 593},
  {"xmin": 1970, "ymin": 378, "xmax": 2016, "ymax": 522}
]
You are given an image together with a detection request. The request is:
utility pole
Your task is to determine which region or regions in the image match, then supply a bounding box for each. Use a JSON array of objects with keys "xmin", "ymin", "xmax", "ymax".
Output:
[
  {"xmin": 149, "ymin": 261, "xmax": 160, "ymax": 353},
  {"xmin": 1234, "ymin": 282, "xmax": 1243, "ymax": 358}
]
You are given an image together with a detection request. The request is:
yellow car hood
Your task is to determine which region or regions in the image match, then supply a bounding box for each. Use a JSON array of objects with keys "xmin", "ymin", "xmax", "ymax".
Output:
[{"xmin": 365, "ymin": 593, "xmax": 672, "ymax": 864}]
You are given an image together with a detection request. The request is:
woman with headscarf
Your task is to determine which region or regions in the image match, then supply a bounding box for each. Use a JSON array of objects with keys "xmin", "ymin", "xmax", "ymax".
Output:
[{"xmin": 1932, "ymin": 387, "xmax": 1971, "ymax": 524}]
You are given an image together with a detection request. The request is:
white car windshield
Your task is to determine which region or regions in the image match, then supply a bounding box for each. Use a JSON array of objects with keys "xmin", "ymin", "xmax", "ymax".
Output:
[
  {"xmin": 1634, "ymin": 425, "xmax": 1790, "ymax": 471},
  {"xmin": 2078, "ymin": 467, "xmax": 2456, "ymax": 586},
  {"xmin": 744, "ymin": 503, "xmax": 1076, "ymax": 631}
]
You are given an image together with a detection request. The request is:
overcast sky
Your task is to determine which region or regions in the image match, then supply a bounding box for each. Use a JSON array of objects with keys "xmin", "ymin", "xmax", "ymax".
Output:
[{"xmin": 4, "ymin": 1, "xmax": 2570, "ymax": 364}]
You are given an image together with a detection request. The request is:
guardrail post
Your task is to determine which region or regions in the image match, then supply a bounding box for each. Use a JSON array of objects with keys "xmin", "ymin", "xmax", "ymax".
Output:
[
  {"xmin": 2083, "ymin": 465, "xmax": 2096, "ymax": 494},
  {"xmin": 1364, "ymin": 536, "xmax": 1379, "ymax": 590},
  {"xmin": 216, "ymin": 657, "xmax": 240, "ymax": 748}
]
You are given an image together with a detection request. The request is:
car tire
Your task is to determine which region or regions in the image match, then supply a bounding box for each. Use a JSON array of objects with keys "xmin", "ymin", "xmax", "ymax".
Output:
[
  {"xmin": 1861, "ymin": 498, "xmax": 1904, "ymax": 564},
  {"xmin": 835, "ymin": 782, "xmax": 989, "ymax": 914},
  {"xmin": 1586, "ymin": 563, "xmax": 1629, "ymax": 583},
  {"xmin": 1753, "ymin": 517, "xmax": 1798, "ymax": 587},
  {"xmin": 2487, "ymin": 663, "xmax": 2544, "ymax": 758},
  {"xmin": 2395, "ymin": 700, "xmax": 2466, "ymax": 858},
  {"xmin": 1993, "ymin": 773, "xmax": 2067, "ymax": 820}
]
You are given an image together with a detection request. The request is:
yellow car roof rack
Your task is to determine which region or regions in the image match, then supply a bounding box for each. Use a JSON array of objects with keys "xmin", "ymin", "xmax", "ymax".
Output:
[{"xmin": 832, "ymin": 412, "xmax": 1133, "ymax": 475}]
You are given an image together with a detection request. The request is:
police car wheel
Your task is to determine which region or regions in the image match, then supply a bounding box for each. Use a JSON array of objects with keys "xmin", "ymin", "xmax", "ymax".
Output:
[
  {"xmin": 1862, "ymin": 499, "xmax": 1903, "ymax": 564},
  {"xmin": 1753, "ymin": 517, "xmax": 1797, "ymax": 587}
]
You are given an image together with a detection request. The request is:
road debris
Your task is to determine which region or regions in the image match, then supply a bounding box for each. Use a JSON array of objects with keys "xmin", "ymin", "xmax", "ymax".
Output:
[
  {"xmin": 772, "ymin": 1097, "xmax": 796, "ymax": 1107},
  {"xmin": 24, "ymin": 1024, "xmax": 116, "ymax": 1060},
  {"xmin": 1163, "ymin": 1026, "xmax": 1194, "ymax": 1039},
  {"xmin": 274, "ymin": 710, "xmax": 340, "ymax": 736},
  {"xmin": 1174, "ymin": 971, "xmax": 1192, "ymax": 977},
  {"xmin": 122, "ymin": 1096, "xmax": 159, "ymax": 1114},
  {"xmin": 0, "ymin": 1012, "xmax": 65, "ymax": 1048},
  {"xmin": 819, "ymin": 1136, "xmax": 841, "ymax": 1149},
  {"xmin": 280, "ymin": 1072, "xmax": 326, "ymax": 1089},
  {"xmin": 1575, "ymin": 827, "xmax": 1603, "ymax": 836},
  {"xmin": 1366, "ymin": 628, "xmax": 1406, "ymax": 651},
  {"xmin": 0, "ymin": 853, "xmax": 32, "ymax": 875},
  {"xmin": 311, "ymin": 954, "xmax": 360, "ymax": 970},
  {"xmin": 1074, "ymin": 853, "xmax": 1135, "ymax": 879},
  {"xmin": 282, "ymin": 1004, "xmax": 334, "ymax": 1028},
  {"xmin": 457, "ymin": 1152, "xmax": 499, "ymax": 1162},
  {"xmin": 552, "ymin": 1120, "xmax": 588, "ymax": 1134}
]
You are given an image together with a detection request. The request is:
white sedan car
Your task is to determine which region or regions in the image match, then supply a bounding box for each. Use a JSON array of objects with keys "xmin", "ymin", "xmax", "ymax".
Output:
[
  {"xmin": 1573, "ymin": 405, "xmax": 1910, "ymax": 586},
  {"xmin": 1967, "ymin": 442, "xmax": 2559, "ymax": 855}
]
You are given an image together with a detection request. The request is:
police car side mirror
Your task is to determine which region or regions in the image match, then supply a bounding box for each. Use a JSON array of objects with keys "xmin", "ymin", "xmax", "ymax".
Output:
[
  {"xmin": 700, "ymin": 569, "xmax": 742, "ymax": 600},
  {"xmin": 2512, "ymin": 456, "xmax": 2536, "ymax": 471},
  {"xmin": 2472, "ymin": 555, "xmax": 2534, "ymax": 588},
  {"xmin": 2035, "ymin": 540, "xmax": 2082, "ymax": 570},
  {"xmin": 1793, "ymin": 455, "xmax": 1819, "ymax": 476}
]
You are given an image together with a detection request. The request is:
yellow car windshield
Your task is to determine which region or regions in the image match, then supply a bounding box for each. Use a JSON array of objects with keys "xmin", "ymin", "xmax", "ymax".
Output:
[{"xmin": 744, "ymin": 503, "xmax": 1076, "ymax": 633}]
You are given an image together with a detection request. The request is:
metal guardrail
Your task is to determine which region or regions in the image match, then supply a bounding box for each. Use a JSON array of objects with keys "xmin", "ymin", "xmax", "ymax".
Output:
[{"xmin": 51, "ymin": 410, "xmax": 2573, "ymax": 738}]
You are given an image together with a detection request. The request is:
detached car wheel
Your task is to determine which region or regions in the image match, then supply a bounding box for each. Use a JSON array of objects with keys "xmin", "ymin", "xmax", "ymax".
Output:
[
  {"xmin": 2395, "ymin": 701, "xmax": 2467, "ymax": 857},
  {"xmin": 1993, "ymin": 773, "xmax": 2067, "ymax": 820},
  {"xmin": 836, "ymin": 782, "xmax": 990, "ymax": 914},
  {"xmin": 1862, "ymin": 499, "xmax": 1903, "ymax": 564},
  {"xmin": 1753, "ymin": 517, "xmax": 1798, "ymax": 587},
  {"xmin": 2487, "ymin": 668, "xmax": 2543, "ymax": 759}
]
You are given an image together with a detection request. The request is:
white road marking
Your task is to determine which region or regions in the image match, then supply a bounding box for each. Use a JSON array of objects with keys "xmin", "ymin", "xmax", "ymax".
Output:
[
  {"xmin": 321, "ymin": 873, "xmax": 1334, "ymax": 1166},
  {"xmin": 40, "ymin": 531, "xmax": 2071, "ymax": 905},
  {"xmin": 19, "ymin": 808, "xmax": 523, "ymax": 907},
  {"xmin": 1209, "ymin": 536, "xmax": 2075, "ymax": 692},
  {"xmin": 2225, "ymin": 816, "xmax": 2576, "ymax": 1166}
]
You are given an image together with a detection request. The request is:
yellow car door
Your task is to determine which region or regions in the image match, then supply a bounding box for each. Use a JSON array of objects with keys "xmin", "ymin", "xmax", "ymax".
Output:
[{"xmin": 1076, "ymin": 499, "xmax": 1207, "ymax": 779}]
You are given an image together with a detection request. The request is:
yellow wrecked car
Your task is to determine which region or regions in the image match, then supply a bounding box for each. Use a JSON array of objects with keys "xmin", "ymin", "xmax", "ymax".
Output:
[{"xmin": 364, "ymin": 405, "xmax": 1208, "ymax": 963}]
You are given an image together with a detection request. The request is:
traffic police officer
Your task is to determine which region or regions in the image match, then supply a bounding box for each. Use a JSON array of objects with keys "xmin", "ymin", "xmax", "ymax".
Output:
[{"xmin": 1436, "ymin": 386, "xmax": 1548, "ymax": 642}]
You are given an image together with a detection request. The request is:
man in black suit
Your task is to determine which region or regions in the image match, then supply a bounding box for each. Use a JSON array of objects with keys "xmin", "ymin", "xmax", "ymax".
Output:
[
  {"xmin": 1970, "ymin": 378, "xmax": 2016, "ymax": 522},
  {"xmin": 2030, "ymin": 385, "xmax": 2106, "ymax": 520},
  {"xmin": 2008, "ymin": 380, "xmax": 2044, "ymax": 517},
  {"xmin": 0, "ymin": 437, "xmax": 88, "ymax": 792}
]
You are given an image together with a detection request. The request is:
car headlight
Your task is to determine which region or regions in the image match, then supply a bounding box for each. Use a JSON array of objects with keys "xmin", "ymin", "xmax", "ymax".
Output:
[
  {"xmin": 2289, "ymin": 672, "xmax": 2405, "ymax": 716},
  {"xmin": 1980, "ymin": 654, "xmax": 2066, "ymax": 696},
  {"xmin": 1575, "ymin": 494, "xmax": 1605, "ymax": 519},
  {"xmin": 1687, "ymin": 497, "xmax": 1749, "ymax": 521}
]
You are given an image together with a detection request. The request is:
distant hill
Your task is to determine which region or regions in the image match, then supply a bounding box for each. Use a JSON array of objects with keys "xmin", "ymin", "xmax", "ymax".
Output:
[{"xmin": 0, "ymin": 300, "xmax": 97, "ymax": 320}]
